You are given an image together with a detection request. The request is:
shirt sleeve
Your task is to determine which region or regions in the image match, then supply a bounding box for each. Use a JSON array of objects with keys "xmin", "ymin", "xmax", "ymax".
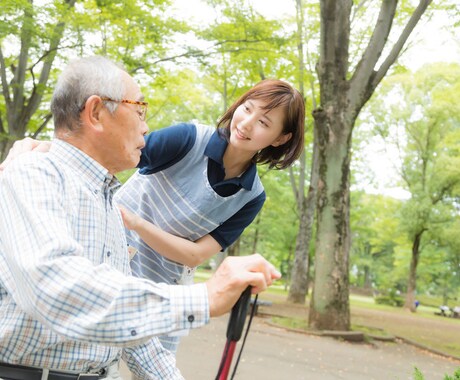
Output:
[
  {"xmin": 138, "ymin": 123, "xmax": 197, "ymax": 174},
  {"xmin": 210, "ymin": 191, "xmax": 266, "ymax": 250},
  {"xmin": 123, "ymin": 338, "xmax": 184, "ymax": 380},
  {"xmin": 0, "ymin": 159, "xmax": 209, "ymax": 348}
]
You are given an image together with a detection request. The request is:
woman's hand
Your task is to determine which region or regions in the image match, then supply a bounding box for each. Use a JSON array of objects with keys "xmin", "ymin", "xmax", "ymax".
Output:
[
  {"xmin": 118, "ymin": 205, "xmax": 142, "ymax": 231},
  {"xmin": 0, "ymin": 138, "xmax": 51, "ymax": 172}
]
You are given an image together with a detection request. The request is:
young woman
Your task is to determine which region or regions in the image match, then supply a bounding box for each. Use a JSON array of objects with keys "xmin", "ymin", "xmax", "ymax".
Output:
[{"xmin": 115, "ymin": 79, "xmax": 305, "ymax": 354}]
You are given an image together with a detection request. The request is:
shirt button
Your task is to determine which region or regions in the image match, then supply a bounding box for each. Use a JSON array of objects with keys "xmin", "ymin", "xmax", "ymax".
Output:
[
  {"xmin": 107, "ymin": 251, "xmax": 111, "ymax": 257},
  {"xmin": 131, "ymin": 329, "xmax": 137, "ymax": 336},
  {"xmin": 188, "ymin": 315, "xmax": 195, "ymax": 323}
]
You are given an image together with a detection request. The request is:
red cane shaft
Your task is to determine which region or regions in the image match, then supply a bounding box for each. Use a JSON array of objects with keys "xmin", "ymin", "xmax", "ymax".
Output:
[{"xmin": 218, "ymin": 340, "xmax": 237, "ymax": 380}]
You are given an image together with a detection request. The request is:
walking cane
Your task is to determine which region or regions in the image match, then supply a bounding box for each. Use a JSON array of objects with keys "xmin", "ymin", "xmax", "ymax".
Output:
[{"xmin": 215, "ymin": 286, "xmax": 258, "ymax": 380}]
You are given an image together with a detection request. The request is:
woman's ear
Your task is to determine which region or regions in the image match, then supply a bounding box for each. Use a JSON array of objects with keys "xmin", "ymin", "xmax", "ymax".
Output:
[{"xmin": 272, "ymin": 132, "xmax": 292, "ymax": 147}]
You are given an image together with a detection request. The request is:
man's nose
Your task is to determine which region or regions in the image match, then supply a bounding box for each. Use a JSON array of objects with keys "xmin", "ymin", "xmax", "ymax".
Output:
[{"xmin": 140, "ymin": 120, "xmax": 149, "ymax": 135}]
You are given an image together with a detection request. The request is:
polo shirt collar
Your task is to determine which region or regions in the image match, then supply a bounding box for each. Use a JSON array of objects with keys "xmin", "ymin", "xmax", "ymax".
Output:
[{"xmin": 204, "ymin": 130, "xmax": 257, "ymax": 191}]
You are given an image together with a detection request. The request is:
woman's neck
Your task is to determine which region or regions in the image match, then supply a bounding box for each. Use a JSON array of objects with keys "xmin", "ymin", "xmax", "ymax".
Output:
[{"xmin": 222, "ymin": 145, "xmax": 254, "ymax": 179}]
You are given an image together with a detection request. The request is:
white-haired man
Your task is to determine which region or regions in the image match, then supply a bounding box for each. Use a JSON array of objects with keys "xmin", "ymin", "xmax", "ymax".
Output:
[{"xmin": 0, "ymin": 56, "xmax": 280, "ymax": 380}]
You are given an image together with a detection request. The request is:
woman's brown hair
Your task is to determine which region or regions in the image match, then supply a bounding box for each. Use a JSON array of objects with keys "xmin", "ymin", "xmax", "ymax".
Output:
[{"xmin": 217, "ymin": 79, "xmax": 305, "ymax": 169}]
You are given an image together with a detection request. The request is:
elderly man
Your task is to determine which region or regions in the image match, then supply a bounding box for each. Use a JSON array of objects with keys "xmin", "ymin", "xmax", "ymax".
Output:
[{"xmin": 0, "ymin": 56, "xmax": 280, "ymax": 380}]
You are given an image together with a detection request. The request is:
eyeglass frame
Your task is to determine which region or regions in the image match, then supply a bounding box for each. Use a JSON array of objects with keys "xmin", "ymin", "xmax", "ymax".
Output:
[{"xmin": 100, "ymin": 97, "xmax": 148, "ymax": 121}]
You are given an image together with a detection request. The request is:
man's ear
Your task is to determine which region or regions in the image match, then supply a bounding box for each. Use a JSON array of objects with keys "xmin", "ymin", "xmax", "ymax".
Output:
[
  {"xmin": 80, "ymin": 95, "xmax": 105, "ymax": 132},
  {"xmin": 272, "ymin": 132, "xmax": 292, "ymax": 147}
]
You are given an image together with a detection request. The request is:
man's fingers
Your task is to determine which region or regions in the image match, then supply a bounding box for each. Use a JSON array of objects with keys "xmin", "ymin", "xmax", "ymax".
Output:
[
  {"xmin": 207, "ymin": 254, "xmax": 281, "ymax": 317},
  {"xmin": 247, "ymin": 271, "xmax": 268, "ymax": 294},
  {"xmin": 248, "ymin": 253, "xmax": 281, "ymax": 287}
]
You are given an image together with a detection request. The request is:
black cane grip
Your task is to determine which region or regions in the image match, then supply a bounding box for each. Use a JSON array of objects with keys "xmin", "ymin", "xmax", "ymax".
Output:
[{"xmin": 226, "ymin": 286, "xmax": 252, "ymax": 341}]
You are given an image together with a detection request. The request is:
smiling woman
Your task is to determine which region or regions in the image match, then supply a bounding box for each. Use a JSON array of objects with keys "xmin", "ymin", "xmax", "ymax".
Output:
[{"xmin": 114, "ymin": 78, "xmax": 305, "ymax": 359}]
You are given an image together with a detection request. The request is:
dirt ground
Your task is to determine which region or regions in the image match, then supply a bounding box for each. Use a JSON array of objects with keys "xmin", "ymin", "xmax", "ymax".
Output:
[
  {"xmin": 174, "ymin": 315, "xmax": 460, "ymax": 380},
  {"xmin": 120, "ymin": 293, "xmax": 460, "ymax": 379},
  {"xmin": 261, "ymin": 292, "xmax": 460, "ymax": 361}
]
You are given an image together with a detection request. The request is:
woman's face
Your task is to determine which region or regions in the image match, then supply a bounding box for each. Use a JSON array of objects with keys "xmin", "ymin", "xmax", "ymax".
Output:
[{"xmin": 229, "ymin": 98, "xmax": 292, "ymax": 154}]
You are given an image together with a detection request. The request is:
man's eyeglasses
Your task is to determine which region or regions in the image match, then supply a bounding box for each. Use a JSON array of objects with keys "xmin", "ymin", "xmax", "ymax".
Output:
[{"xmin": 100, "ymin": 97, "xmax": 148, "ymax": 121}]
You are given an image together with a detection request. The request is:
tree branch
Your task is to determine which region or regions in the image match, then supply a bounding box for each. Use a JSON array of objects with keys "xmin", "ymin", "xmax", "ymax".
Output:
[
  {"xmin": 349, "ymin": 0, "xmax": 397, "ymax": 111},
  {"xmin": 31, "ymin": 113, "xmax": 53, "ymax": 138},
  {"xmin": 289, "ymin": 166, "xmax": 300, "ymax": 208},
  {"xmin": 349, "ymin": 0, "xmax": 433, "ymax": 116},
  {"xmin": 11, "ymin": 1, "xmax": 34, "ymax": 125},
  {"xmin": 0, "ymin": 47, "xmax": 11, "ymax": 106},
  {"xmin": 431, "ymin": 179, "xmax": 460, "ymax": 204},
  {"xmin": 0, "ymin": 111, "xmax": 5, "ymax": 135},
  {"xmin": 317, "ymin": 0, "xmax": 352, "ymax": 97},
  {"xmin": 372, "ymin": 0, "xmax": 433, "ymax": 86},
  {"xmin": 25, "ymin": 0, "xmax": 77, "ymax": 123},
  {"xmin": 132, "ymin": 41, "xmax": 280, "ymax": 73}
]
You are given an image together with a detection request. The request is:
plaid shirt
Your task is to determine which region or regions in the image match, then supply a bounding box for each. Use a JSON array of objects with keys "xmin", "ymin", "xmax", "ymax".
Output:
[{"xmin": 0, "ymin": 139, "xmax": 209, "ymax": 379}]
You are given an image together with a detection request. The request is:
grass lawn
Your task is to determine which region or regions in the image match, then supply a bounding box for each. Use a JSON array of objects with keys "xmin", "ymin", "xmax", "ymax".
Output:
[{"xmin": 194, "ymin": 270, "xmax": 460, "ymax": 359}]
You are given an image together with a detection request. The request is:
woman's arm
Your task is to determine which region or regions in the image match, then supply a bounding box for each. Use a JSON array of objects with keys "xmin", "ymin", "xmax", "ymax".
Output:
[{"xmin": 119, "ymin": 206, "xmax": 222, "ymax": 267}]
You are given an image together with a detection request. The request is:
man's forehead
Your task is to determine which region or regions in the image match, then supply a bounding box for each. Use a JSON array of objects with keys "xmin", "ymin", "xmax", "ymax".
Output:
[{"xmin": 122, "ymin": 72, "xmax": 143, "ymax": 100}]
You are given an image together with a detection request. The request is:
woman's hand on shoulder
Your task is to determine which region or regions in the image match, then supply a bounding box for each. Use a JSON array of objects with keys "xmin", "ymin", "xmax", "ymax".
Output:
[{"xmin": 0, "ymin": 138, "xmax": 51, "ymax": 172}]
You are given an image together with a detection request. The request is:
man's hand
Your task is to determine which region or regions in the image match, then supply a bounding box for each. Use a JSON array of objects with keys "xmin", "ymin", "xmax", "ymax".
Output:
[
  {"xmin": 206, "ymin": 253, "xmax": 281, "ymax": 317},
  {"xmin": 0, "ymin": 138, "xmax": 51, "ymax": 172}
]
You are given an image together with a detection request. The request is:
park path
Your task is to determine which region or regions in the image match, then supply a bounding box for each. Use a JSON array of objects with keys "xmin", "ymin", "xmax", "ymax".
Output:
[{"xmin": 174, "ymin": 315, "xmax": 460, "ymax": 380}]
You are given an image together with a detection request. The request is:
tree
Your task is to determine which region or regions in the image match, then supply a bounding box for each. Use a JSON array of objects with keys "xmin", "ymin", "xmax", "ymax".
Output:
[
  {"xmin": 368, "ymin": 63, "xmax": 460, "ymax": 311},
  {"xmin": 309, "ymin": 0, "xmax": 433, "ymax": 330},
  {"xmin": 349, "ymin": 191, "xmax": 403, "ymax": 291},
  {"xmin": 0, "ymin": 0, "xmax": 77, "ymax": 160},
  {"xmin": 197, "ymin": 0, "xmax": 286, "ymax": 108},
  {"xmin": 435, "ymin": 219, "xmax": 460, "ymax": 304},
  {"xmin": 0, "ymin": 0, "xmax": 186, "ymax": 161},
  {"xmin": 288, "ymin": 0, "xmax": 318, "ymax": 303},
  {"xmin": 195, "ymin": 0, "xmax": 297, "ymax": 259}
]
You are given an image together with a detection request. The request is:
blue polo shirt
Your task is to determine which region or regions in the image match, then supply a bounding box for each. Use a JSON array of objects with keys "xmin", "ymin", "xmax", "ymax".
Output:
[{"xmin": 137, "ymin": 123, "xmax": 266, "ymax": 250}]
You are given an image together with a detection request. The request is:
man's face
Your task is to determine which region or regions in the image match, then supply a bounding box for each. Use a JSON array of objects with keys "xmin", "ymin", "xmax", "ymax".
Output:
[{"xmin": 101, "ymin": 72, "xmax": 148, "ymax": 173}]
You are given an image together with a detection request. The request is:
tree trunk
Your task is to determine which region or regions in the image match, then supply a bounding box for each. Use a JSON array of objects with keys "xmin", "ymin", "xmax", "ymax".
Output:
[
  {"xmin": 309, "ymin": 105, "xmax": 352, "ymax": 331},
  {"xmin": 0, "ymin": 140, "xmax": 15, "ymax": 163},
  {"xmin": 363, "ymin": 266, "xmax": 372, "ymax": 290},
  {"xmin": 287, "ymin": 0, "xmax": 318, "ymax": 304},
  {"xmin": 251, "ymin": 212, "xmax": 262, "ymax": 254},
  {"xmin": 288, "ymin": 132, "xmax": 319, "ymax": 303},
  {"xmin": 283, "ymin": 244, "xmax": 294, "ymax": 291},
  {"xmin": 288, "ymin": 197, "xmax": 309, "ymax": 304},
  {"xmin": 404, "ymin": 230, "xmax": 424, "ymax": 312},
  {"xmin": 308, "ymin": 0, "xmax": 432, "ymax": 331},
  {"xmin": 0, "ymin": 0, "xmax": 77, "ymax": 161},
  {"xmin": 227, "ymin": 236, "xmax": 241, "ymax": 257}
]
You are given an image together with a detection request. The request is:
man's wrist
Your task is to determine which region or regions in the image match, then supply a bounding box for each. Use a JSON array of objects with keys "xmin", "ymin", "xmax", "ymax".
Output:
[{"xmin": 169, "ymin": 283, "xmax": 210, "ymax": 330}]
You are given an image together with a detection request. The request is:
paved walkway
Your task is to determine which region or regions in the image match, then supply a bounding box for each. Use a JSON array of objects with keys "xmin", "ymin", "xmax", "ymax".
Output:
[
  {"xmin": 121, "ymin": 315, "xmax": 460, "ymax": 379},
  {"xmin": 175, "ymin": 315, "xmax": 459, "ymax": 380}
]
